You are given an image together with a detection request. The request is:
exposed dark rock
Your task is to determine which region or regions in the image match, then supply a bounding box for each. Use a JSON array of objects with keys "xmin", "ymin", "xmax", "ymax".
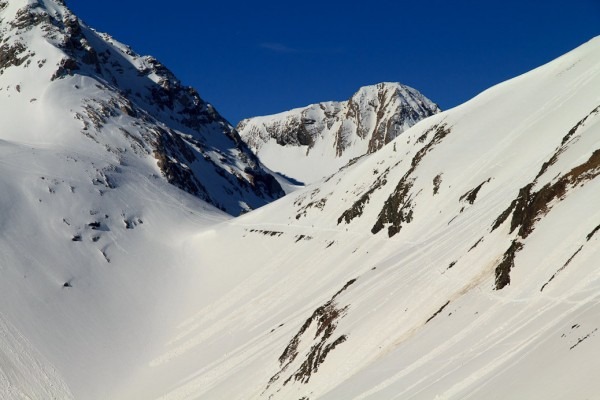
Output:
[
  {"xmin": 460, "ymin": 179, "xmax": 490, "ymax": 205},
  {"xmin": 491, "ymin": 197, "xmax": 517, "ymax": 232},
  {"xmin": 152, "ymin": 129, "xmax": 210, "ymax": 202},
  {"xmin": 495, "ymin": 240, "xmax": 523, "ymax": 290},
  {"xmin": 468, "ymin": 237, "xmax": 484, "ymax": 252},
  {"xmin": 246, "ymin": 168, "xmax": 284, "ymax": 200},
  {"xmin": 513, "ymin": 150, "xmax": 600, "ymax": 239},
  {"xmin": 541, "ymin": 245, "xmax": 583, "ymax": 292},
  {"xmin": 338, "ymin": 164, "xmax": 394, "ymax": 225},
  {"xmin": 426, "ymin": 301, "xmax": 450, "ymax": 323},
  {"xmin": 294, "ymin": 235, "xmax": 313, "ymax": 243},
  {"xmin": 51, "ymin": 57, "xmax": 79, "ymax": 80},
  {"xmin": 295, "ymin": 121, "xmax": 315, "ymax": 147},
  {"xmin": 494, "ymin": 106, "xmax": 600, "ymax": 235},
  {"xmin": 433, "ymin": 174, "xmax": 442, "ymax": 195},
  {"xmin": 296, "ymin": 197, "xmax": 328, "ymax": 220},
  {"xmin": 10, "ymin": 5, "xmax": 52, "ymax": 30},
  {"xmin": 370, "ymin": 176, "xmax": 415, "ymax": 237},
  {"xmin": 492, "ymin": 146, "xmax": 600, "ymax": 261},
  {"xmin": 333, "ymin": 278, "xmax": 357, "ymax": 298},
  {"xmin": 586, "ymin": 224, "xmax": 600, "ymax": 241},
  {"xmin": 91, "ymin": 166, "xmax": 118, "ymax": 189},
  {"xmin": 101, "ymin": 250, "xmax": 110, "ymax": 263},
  {"xmin": 365, "ymin": 88, "xmax": 396, "ymax": 153},
  {"xmin": 287, "ymin": 334, "xmax": 347, "ymax": 384},
  {"xmin": 372, "ymin": 124, "xmax": 451, "ymax": 237},
  {"xmin": 267, "ymin": 278, "xmax": 357, "ymax": 389},
  {"xmin": 249, "ymin": 229, "xmax": 284, "ymax": 237},
  {"xmin": 364, "ymin": 85, "xmax": 439, "ymax": 154},
  {"xmin": 570, "ymin": 328, "xmax": 598, "ymax": 350},
  {"xmin": 0, "ymin": 42, "xmax": 31, "ymax": 73},
  {"xmin": 561, "ymin": 105, "xmax": 600, "ymax": 146},
  {"xmin": 123, "ymin": 217, "xmax": 143, "ymax": 230}
]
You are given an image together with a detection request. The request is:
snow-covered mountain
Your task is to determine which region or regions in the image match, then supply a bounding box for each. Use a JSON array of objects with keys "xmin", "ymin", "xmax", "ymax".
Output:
[
  {"xmin": 0, "ymin": 0, "xmax": 283, "ymax": 217},
  {"xmin": 1, "ymin": 1, "xmax": 600, "ymax": 398},
  {"xmin": 142, "ymin": 38, "xmax": 600, "ymax": 399},
  {"xmin": 0, "ymin": 0, "xmax": 279, "ymax": 397},
  {"xmin": 237, "ymin": 82, "xmax": 440, "ymax": 184}
]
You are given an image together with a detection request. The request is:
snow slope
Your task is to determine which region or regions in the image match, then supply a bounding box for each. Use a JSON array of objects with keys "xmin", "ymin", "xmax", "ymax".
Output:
[
  {"xmin": 1, "ymin": 0, "xmax": 600, "ymax": 398},
  {"xmin": 145, "ymin": 37, "xmax": 600, "ymax": 399},
  {"xmin": 237, "ymin": 83, "xmax": 439, "ymax": 184},
  {"xmin": 0, "ymin": 0, "xmax": 273, "ymax": 398}
]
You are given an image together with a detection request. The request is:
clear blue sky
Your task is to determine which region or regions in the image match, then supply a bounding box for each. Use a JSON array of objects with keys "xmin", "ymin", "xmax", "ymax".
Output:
[{"xmin": 68, "ymin": 0, "xmax": 600, "ymax": 125}]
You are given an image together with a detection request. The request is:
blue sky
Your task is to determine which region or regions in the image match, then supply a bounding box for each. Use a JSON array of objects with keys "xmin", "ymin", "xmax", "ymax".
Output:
[{"xmin": 69, "ymin": 0, "xmax": 600, "ymax": 124}]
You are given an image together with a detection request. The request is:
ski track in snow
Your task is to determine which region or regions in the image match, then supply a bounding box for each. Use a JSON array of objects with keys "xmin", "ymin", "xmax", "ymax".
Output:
[{"xmin": 0, "ymin": 312, "xmax": 74, "ymax": 399}]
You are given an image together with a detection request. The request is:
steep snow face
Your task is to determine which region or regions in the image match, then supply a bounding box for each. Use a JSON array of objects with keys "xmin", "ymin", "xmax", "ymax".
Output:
[
  {"xmin": 145, "ymin": 37, "xmax": 600, "ymax": 399},
  {"xmin": 0, "ymin": 0, "xmax": 283, "ymax": 216},
  {"xmin": 0, "ymin": 1, "xmax": 235, "ymax": 398},
  {"xmin": 0, "ymin": 0, "xmax": 281, "ymax": 398},
  {"xmin": 237, "ymin": 82, "xmax": 440, "ymax": 184}
]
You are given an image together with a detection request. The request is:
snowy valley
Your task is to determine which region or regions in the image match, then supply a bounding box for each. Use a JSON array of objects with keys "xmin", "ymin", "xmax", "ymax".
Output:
[{"xmin": 1, "ymin": 1, "xmax": 600, "ymax": 400}]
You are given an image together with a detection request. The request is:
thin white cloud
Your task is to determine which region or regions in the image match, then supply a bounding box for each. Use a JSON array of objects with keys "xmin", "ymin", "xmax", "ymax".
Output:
[
  {"xmin": 259, "ymin": 42, "xmax": 346, "ymax": 55},
  {"xmin": 259, "ymin": 42, "xmax": 299, "ymax": 53}
]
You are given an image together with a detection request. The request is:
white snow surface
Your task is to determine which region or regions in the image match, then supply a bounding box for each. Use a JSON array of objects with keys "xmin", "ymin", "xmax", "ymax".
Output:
[
  {"xmin": 1, "ymin": 1, "xmax": 600, "ymax": 399},
  {"xmin": 237, "ymin": 82, "xmax": 440, "ymax": 184},
  {"xmin": 145, "ymin": 36, "xmax": 600, "ymax": 400}
]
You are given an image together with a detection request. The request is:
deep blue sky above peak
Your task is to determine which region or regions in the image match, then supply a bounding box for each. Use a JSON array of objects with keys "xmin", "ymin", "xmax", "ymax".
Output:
[{"xmin": 68, "ymin": 0, "xmax": 600, "ymax": 125}]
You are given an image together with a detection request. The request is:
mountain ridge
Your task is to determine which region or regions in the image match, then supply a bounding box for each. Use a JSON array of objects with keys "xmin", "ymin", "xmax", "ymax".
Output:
[{"xmin": 0, "ymin": 0, "xmax": 283, "ymax": 215}]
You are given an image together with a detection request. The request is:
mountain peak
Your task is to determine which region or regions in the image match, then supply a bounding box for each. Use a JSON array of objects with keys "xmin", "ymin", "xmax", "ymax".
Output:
[
  {"xmin": 0, "ymin": 0, "xmax": 68, "ymax": 26},
  {"xmin": 353, "ymin": 81, "xmax": 409, "ymax": 94},
  {"xmin": 352, "ymin": 82, "xmax": 435, "ymax": 109},
  {"xmin": 0, "ymin": 0, "xmax": 283, "ymax": 214},
  {"xmin": 237, "ymin": 82, "xmax": 440, "ymax": 184}
]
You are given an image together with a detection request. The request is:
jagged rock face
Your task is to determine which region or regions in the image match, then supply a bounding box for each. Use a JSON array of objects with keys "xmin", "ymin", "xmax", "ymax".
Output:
[
  {"xmin": 237, "ymin": 82, "xmax": 439, "ymax": 184},
  {"xmin": 0, "ymin": 0, "xmax": 283, "ymax": 215}
]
